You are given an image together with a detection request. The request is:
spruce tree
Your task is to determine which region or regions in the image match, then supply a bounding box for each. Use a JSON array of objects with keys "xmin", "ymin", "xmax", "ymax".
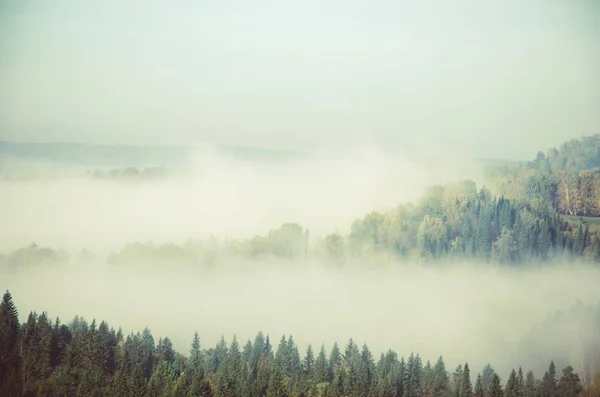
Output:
[
  {"xmin": 485, "ymin": 373, "xmax": 502, "ymax": 397},
  {"xmin": 360, "ymin": 343, "xmax": 375, "ymax": 396},
  {"xmin": 189, "ymin": 332, "xmax": 202, "ymax": 370},
  {"xmin": 504, "ymin": 369, "xmax": 518, "ymax": 397},
  {"xmin": 524, "ymin": 370, "xmax": 536, "ymax": 397},
  {"xmin": 517, "ymin": 367, "xmax": 524, "ymax": 397},
  {"xmin": 189, "ymin": 366, "xmax": 211, "ymax": 397},
  {"xmin": 431, "ymin": 356, "xmax": 450, "ymax": 396},
  {"xmin": 474, "ymin": 374, "xmax": 484, "ymax": 397},
  {"xmin": 303, "ymin": 344, "xmax": 314, "ymax": 381},
  {"xmin": 538, "ymin": 220, "xmax": 552, "ymax": 259},
  {"xmin": 574, "ymin": 223, "xmax": 585, "ymax": 255},
  {"xmin": 147, "ymin": 360, "xmax": 174, "ymax": 397},
  {"xmin": 314, "ymin": 345, "xmax": 329, "ymax": 384},
  {"xmin": 540, "ymin": 361, "xmax": 558, "ymax": 397},
  {"xmin": 460, "ymin": 362, "xmax": 473, "ymax": 397},
  {"xmin": 476, "ymin": 205, "xmax": 492, "ymax": 259},
  {"xmin": 481, "ymin": 364, "xmax": 495, "ymax": 392},
  {"xmin": 557, "ymin": 365, "xmax": 582, "ymax": 397},
  {"xmin": 328, "ymin": 343, "xmax": 341, "ymax": 382},
  {"xmin": 267, "ymin": 366, "xmax": 290, "ymax": 397},
  {"xmin": 0, "ymin": 291, "xmax": 22, "ymax": 397}
]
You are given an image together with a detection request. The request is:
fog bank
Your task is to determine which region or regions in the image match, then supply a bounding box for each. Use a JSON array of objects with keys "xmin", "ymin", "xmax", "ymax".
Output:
[
  {"xmin": 3, "ymin": 259, "xmax": 599, "ymax": 378},
  {"xmin": 0, "ymin": 144, "xmax": 483, "ymax": 252}
]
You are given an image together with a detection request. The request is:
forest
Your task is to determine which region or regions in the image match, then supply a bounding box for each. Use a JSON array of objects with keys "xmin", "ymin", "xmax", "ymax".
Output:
[
  {"xmin": 0, "ymin": 291, "xmax": 598, "ymax": 397},
  {"xmin": 6, "ymin": 136, "xmax": 600, "ymax": 269}
]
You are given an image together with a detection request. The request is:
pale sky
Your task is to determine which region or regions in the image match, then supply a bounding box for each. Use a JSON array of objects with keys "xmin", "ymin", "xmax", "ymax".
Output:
[{"xmin": 0, "ymin": 0, "xmax": 598, "ymax": 159}]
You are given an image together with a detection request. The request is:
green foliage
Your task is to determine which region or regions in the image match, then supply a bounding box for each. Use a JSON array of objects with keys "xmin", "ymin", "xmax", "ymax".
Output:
[
  {"xmin": 0, "ymin": 291, "xmax": 21, "ymax": 397},
  {"xmin": 0, "ymin": 290, "xmax": 592, "ymax": 397},
  {"xmin": 485, "ymin": 373, "xmax": 502, "ymax": 397},
  {"xmin": 459, "ymin": 363, "xmax": 473, "ymax": 397},
  {"xmin": 558, "ymin": 365, "xmax": 582, "ymax": 397}
]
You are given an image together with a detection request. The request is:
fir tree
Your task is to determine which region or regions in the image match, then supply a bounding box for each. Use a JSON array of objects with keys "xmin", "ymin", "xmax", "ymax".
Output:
[
  {"xmin": 540, "ymin": 361, "xmax": 558, "ymax": 397},
  {"xmin": 313, "ymin": 344, "xmax": 329, "ymax": 384},
  {"xmin": 189, "ymin": 332, "xmax": 202, "ymax": 370},
  {"xmin": 303, "ymin": 344, "xmax": 314, "ymax": 381},
  {"xmin": 517, "ymin": 367, "xmax": 524, "ymax": 397},
  {"xmin": 459, "ymin": 362, "xmax": 473, "ymax": 397},
  {"xmin": 557, "ymin": 365, "xmax": 582, "ymax": 397},
  {"xmin": 267, "ymin": 365, "xmax": 290, "ymax": 397},
  {"xmin": 504, "ymin": 369, "xmax": 518, "ymax": 397},
  {"xmin": 524, "ymin": 370, "xmax": 536, "ymax": 397},
  {"xmin": 474, "ymin": 374, "xmax": 484, "ymax": 397},
  {"xmin": 485, "ymin": 373, "xmax": 502, "ymax": 397},
  {"xmin": 0, "ymin": 291, "xmax": 22, "ymax": 397}
]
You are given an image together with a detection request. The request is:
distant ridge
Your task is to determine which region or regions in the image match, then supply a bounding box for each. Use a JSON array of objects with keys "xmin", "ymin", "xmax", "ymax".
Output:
[{"xmin": 0, "ymin": 141, "xmax": 306, "ymax": 167}]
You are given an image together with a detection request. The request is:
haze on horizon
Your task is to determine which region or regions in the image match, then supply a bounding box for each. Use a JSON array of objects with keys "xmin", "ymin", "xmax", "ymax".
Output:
[{"xmin": 1, "ymin": 0, "xmax": 599, "ymax": 160}]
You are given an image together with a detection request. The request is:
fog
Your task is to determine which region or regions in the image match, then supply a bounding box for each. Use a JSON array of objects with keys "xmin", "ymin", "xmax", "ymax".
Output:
[
  {"xmin": 3, "ymin": 256, "xmax": 600, "ymax": 379},
  {"xmin": 0, "ymin": 144, "xmax": 483, "ymax": 252},
  {"xmin": 2, "ymin": 145, "xmax": 600, "ymax": 382}
]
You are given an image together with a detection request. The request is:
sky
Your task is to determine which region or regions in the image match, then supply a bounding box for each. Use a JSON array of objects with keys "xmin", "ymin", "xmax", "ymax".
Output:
[{"xmin": 0, "ymin": 0, "xmax": 598, "ymax": 159}]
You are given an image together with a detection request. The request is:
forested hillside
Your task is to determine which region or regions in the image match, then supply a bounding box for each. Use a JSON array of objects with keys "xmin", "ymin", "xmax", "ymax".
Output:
[
  {"xmin": 0, "ymin": 291, "xmax": 598, "ymax": 397},
  {"xmin": 4, "ymin": 136, "xmax": 600, "ymax": 268}
]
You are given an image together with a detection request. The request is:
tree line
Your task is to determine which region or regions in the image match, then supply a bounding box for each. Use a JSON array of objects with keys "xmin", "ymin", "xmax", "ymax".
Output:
[
  {"xmin": 5, "ymin": 136, "xmax": 600, "ymax": 268},
  {"xmin": 0, "ymin": 291, "xmax": 598, "ymax": 396}
]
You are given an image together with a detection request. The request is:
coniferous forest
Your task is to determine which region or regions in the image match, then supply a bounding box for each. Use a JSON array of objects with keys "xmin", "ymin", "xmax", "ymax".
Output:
[
  {"xmin": 2, "ymin": 138, "xmax": 600, "ymax": 397},
  {"xmin": 2, "ymin": 1, "xmax": 600, "ymax": 394},
  {"xmin": 6, "ymin": 136, "xmax": 600, "ymax": 268},
  {"xmin": 1, "ymin": 290, "xmax": 599, "ymax": 397}
]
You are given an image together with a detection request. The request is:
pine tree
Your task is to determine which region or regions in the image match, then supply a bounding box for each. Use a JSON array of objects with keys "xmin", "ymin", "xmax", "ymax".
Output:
[
  {"xmin": 286, "ymin": 335, "xmax": 301, "ymax": 380},
  {"xmin": 189, "ymin": 366, "xmax": 211, "ymax": 397},
  {"xmin": 109, "ymin": 368, "xmax": 130, "ymax": 396},
  {"xmin": 275, "ymin": 335, "xmax": 288, "ymax": 374},
  {"xmin": 50, "ymin": 317, "xmax": 71, "ymax": 369},
  {"xmin": 574, "ymin": 223, "xmax": 585, "ymax": 255},
  {"xmin": 359, "ymin": 343, "xmax": 375, "ymax": 396},
  {"xmin": 504, "ymin": 369, "xmax": 518, "ymax": 397},
  {"xmin": 476, "ymin": 205, "xmax": 492, "ymax": 259},
  {"xmin": 173, "ymin": 368, "xmax": 193, "ymax": 397},
  {"xmin": 452, "ymin": 364, "xmax": 463, "ymax": 397},
  {"xmin": 538, "ymin": 219, "xmax": 552, "ymax": 259},
  {"xmin": 328, "ymin": 343, "xmax": 341, "ymax": 382},
  {"xmin": 540, "ymin": 361, "xmax": 558, "ymax": 397},
  {"xmin": 524, "ymin": 370, "xmax": 536, "ymax": 397},
  {"xmin": 481, "ymin": 364, "xmax": 495, "ymax": 393},
  {"xmin": 517, "ymin": 367, "xmax": 524, "ymax": 397},
  {"xmin": 22, "ymin": 311, "xmax": 39, "ymax": 392},
  {"xmin": 0, "ymin": 291, "xmax": 22, "ymax": 397},
  {"xmin": 474, "ymin": 374, "xmax": 484, "ymax": 397},
  {"xmin": 147, "ymin": 360, "xmax": 174, "ymax": 397},
  {"xmin": 129, "ymin": 365, "xmax": 147, "ymax": 397},
  {"xmin": 431, "ymin": 356, "xmax": 450, "ymax": 396},
  {"xmin": 157, "ymin": 336, "xmax": 175, "ymax": 364},
  {"xmin": 189, "ymin": 332, "xmax": 202, "ymax": 370},
  {"xmin": 303, "ymin": 344, "xmax": 314, "ymax": 381},
  {"xmin": 267, "ymin": 365, "xmax": 290, "ymax": 397},
  {"xmin": 250, "ymin": 332, "xmax": 266, "ymax": 378},
  {"xmin": 459, "ymin": 362, "xmax": 473, "ymax": 397},
  {"xmin": 557, "ymin": 365, "xmax": 582, "ymax": 397},
  {"xmin": 313, "ymin": 345, "xmax": 329, "ymax": 384},
  {"xmin": 500, "ymin": 200, "xmax": 512, "ymax": 230},
  {"xmin": 485, "ymin": 373, "xmax": 502, "ymax": 397}
]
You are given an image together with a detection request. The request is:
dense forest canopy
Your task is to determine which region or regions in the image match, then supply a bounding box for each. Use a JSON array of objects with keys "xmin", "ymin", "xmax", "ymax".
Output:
[{"xmin": 1, "ymin": 291, "xmax": 599, "ymax": 397}]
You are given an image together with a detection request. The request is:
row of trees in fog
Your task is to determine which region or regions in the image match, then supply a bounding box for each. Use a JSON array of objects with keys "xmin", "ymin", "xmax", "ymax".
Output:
[
  {"xmin": 0, "ymin": 291, "xmax": 598, "ymax": 397},
  {"xmin": 3, "ymin": 191, "xmax": 598, "ymax": 268},
  {"xmin": 5, "ymin": 136, "xmax": 600, "ymax": 267}
]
